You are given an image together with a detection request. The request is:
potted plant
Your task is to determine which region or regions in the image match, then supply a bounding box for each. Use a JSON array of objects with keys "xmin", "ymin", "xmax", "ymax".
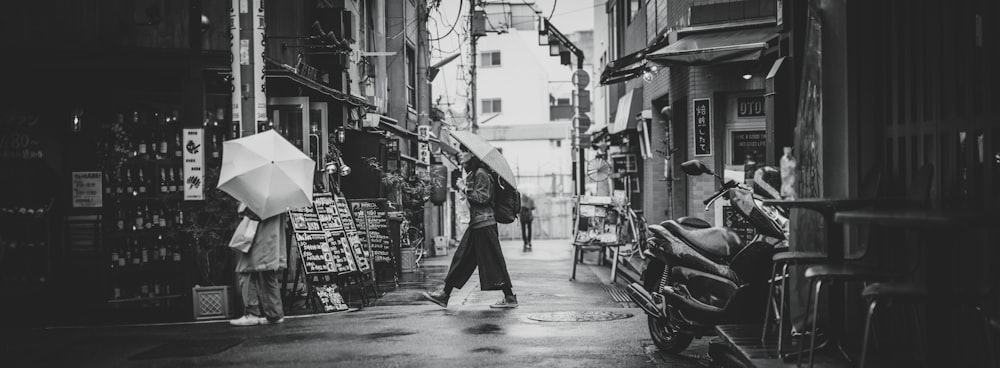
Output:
[{"xmin": 176, "ymin": 165, "xmax": 239, "ymax": 320}]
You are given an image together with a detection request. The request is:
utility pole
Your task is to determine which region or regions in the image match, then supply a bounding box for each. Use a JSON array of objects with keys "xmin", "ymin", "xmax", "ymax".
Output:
[
  {"xmin": 468, "ymin": 0, "xmax": 481, "ymax": 133},
  {"xmin": 231, "ymin": 0, "xmax": 267, "ymax": 137}
]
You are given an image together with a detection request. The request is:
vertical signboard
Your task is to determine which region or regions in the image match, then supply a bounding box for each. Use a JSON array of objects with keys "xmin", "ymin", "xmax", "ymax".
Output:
[
  {"xmin": 183, "ymin": 128, "xmax": 205, "ymax": 200},
  {"xmin": 252, "ymin": 0, "xmax": 267, "ymax": 124},
  {"xmin": 693, "ymin": 98, "xmax": 712, "ymax": 156},
  {"xmin": 71, "ymin": 171, "xmax": 102, "ymax": 208},
  {"xmin": 417, "ymin": 125, "xmax": 430, "ymax": 166},
  {"xmin": 229, "ymin": 0, "xmax": 242, "ymax": 127}
]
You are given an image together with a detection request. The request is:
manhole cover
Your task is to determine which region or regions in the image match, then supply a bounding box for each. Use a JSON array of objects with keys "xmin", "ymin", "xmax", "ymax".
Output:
[{"xmin": 527, "ymin": 311, "xmax": 634, "ymax": 322}]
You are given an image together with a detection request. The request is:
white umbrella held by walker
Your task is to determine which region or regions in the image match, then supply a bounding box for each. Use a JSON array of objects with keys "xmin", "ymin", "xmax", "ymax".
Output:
[
  {"xmin": 217, "ymin": 130, "xmax": 316, "ymax": 219},
  {"xmin": 448, "ymin": 130, "xmax": 517, "ymax": 189}
]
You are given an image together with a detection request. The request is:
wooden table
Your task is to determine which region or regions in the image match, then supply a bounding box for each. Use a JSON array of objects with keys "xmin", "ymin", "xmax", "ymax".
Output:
[{"xmin": 835, "ymin": 208, "xmax": 996, "ymax": 367}]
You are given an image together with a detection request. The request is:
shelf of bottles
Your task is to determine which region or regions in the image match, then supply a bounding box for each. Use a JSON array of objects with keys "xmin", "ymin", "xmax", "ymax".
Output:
[
  {"xmin": 100, "ymin": 106, "xmax": 227, "ymax": 309},
  {"xmin": 0, "ymin": 200, "xmax": 54, "ymax": 287}
]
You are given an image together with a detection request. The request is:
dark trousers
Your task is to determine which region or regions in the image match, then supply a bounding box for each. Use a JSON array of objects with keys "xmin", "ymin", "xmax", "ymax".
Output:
[
  {"xmin": 238, "ymin": 270, "xmax": 284, "ymax": 321},
  {"xmin": 444, "ymin": 225, "xmax": 512, "ymax": 291},
  {"xmin": 520, "ymin": 217, "xmax": 533, "ymax": 245}
]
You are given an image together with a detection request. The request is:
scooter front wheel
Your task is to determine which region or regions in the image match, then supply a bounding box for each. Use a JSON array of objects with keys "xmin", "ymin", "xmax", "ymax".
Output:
[{"xmin": 648, "ymin": 315, "xmax": 694, "ymax": 353}]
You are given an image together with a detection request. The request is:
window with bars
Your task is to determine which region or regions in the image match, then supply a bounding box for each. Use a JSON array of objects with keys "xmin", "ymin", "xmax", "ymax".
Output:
[
  {"xmin": 480, "ymin": 51, "xmax": 501, "ymax": 67},
  {"xmin": 481, "ymin": 98, "xmax": 502, "ymax": 114}
]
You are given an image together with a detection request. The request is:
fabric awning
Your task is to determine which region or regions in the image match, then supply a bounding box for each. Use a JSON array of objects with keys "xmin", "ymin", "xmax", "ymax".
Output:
[
  {"xmin": 647, "ymin": 27, "xmax": 777, "ymax": 66},
  {"xmin": 609, "ymin": 88, "xmax": 643, "ymax": 135}
]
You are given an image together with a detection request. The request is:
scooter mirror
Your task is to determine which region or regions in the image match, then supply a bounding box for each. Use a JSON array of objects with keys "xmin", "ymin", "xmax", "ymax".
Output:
[{"xmin": 680, "ymin": 160, "xmax": 713, "ymax": 176}]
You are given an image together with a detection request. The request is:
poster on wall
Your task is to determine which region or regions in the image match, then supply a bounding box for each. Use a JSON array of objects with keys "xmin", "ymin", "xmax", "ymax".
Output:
[
  {"xmin": 730, "ymin": 130, "xmax": 767, "ymax": 165},
  {"xmin": 229, "ymin": 0, "xmax": 242, "ymax": 125},
  {"xmin": 693, "ymin": 98, "xmax": 712, "ymax": 156},
  {"xmin": 252, "ymin": 0, "xmax": 267, "ymax": 123},
  {"xmin": 71, "ymin": 171, "xmax": 102, "ymax": 208},
  {"xmin": 182, "ymin": 128, "xmax": 205, "ymax": 200}
]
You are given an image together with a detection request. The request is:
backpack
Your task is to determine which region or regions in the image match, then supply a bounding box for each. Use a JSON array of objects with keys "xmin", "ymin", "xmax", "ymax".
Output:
[{"xmin": 492, "ymin": 174, "xmax": 521, "ymax": 224}]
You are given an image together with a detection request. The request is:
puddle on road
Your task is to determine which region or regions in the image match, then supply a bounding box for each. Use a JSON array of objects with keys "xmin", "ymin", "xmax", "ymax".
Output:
[
  {"xmin": 464, "ymin": 323, "xmax": 504, "ymax": 335},
  {"xmin": 470, "ymin": 347, "xmax": 505, "ymax": 354},
  {"xmin": 363, "ymin": 329, "xmax": 417, "ymax": 340}
]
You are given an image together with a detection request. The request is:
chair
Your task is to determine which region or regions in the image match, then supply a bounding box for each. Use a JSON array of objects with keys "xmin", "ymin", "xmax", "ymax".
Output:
[
  {"xmin": 798, "ymin": 165, "xmax": 934, "ymax": 367},
  {"xmin": 761, "ymin": 166, "xmax": 883, "ymax": 356}
]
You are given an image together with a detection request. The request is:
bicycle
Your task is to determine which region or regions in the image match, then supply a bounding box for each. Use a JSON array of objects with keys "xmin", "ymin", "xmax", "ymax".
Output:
[
  {"xmin": 615, "ymin": 205, "xmax": 648, "ymax": 260},
  {"xmin": 407, "ymin": 225, "xmax": 426, "ymax": 268}
]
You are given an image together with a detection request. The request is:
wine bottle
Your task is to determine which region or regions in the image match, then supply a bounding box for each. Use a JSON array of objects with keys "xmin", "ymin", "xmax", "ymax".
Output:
[
  {"xmin": 138, "ymin": 137, "xmax": 148, "ymax": 157},
  {"xmin": 104, "ymin": 172, "xmax": 113, "ymax": 195},
  {"xmin": 116, "ymin": 208, "xmax": 125, "ymax": 231},
  {"xmin": 131, "ymin": 240, "xmax": 141, "ymax": 265},
  {"xmin": 143, "ymin": 205, "xmax": 153, "ymax": 229},
  {"xmin": 159, "ymin": 168, "xmax": 168, "ymax": 193},
  {"xmin": 140, "ymin": 240, "xmax": 149, "ymax": 264},
  {"xmin": 110, "ymin": 247, "xmax": 120, "ymax": 269},
  {"xmin": 125, "ymin": 170, "xmax": 135, "ymax": 195},
  {"xmin": 174, "ymin": 133, "xmax": 183, "ymax": 158},
  {"xmin": 151, "ymin": 206, "xmax": 160, "ymax": 228},
  {"xmin": 158, "ymin": 236, "xmax": 168, "ymax": 261},
  {"xmin": 137, "ymin": 169, "xmax": 147, "ymax": 194},
  {"xmin": 169, "ymin": 167, "xmax": 179, "ymax": 193},
  {"xmin": 158, "ymin": 208, "xmax": 167, "ymax": 228},
  {"xmin": 211, "ymin": 133, "xmax": 221, "ymax": 159},
  {"xmin": 115, "ymin": 169, "xmax": 125, "ymax": 195},
  {"xmin": 172, "ymin": 243, "xmax": 182, "ymax": 262},
  {"xmin": 159, "ymin": 133, "xmax": 169, "ymax": 157},
  {"xmin": 134, "ymin": 206, "xmax": 144, "ymax": 230}
]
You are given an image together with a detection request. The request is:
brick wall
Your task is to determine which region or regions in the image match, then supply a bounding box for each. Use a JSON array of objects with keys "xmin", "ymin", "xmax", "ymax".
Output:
[{"xmin": 683, "ymin": 63, "xmax": 765, "ymax": 223}]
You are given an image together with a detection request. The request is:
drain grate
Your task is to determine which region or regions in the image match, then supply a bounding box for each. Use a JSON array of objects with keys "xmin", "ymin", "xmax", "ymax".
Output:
[
  {"xmin": 527, "ymin": 311, "xmax": 634, "ymax": 322},
  {"xmin": 603, "ymin": 284, "xmax": 633, "ymax": 303}
]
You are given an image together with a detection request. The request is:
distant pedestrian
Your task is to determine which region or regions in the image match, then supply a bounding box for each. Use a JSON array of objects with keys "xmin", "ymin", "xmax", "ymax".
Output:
[
  {"xmin": 230, "ymin": 203, "xmax": 287, "ymax": 326},
  {"xmin": 422, "ymin": 148, "xmax": 517, "ymax": 309},
  {"xmin": 520, "ymin": 193, "xmax": 536, "ymax": 251}
]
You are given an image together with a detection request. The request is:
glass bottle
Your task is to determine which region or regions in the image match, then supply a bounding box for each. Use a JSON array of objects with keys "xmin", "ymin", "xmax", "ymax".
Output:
[
  {"xmin": 159, "ymin": 168, "xmax": 168, "ymax": 193},
  {"xmin": 159, "ymin": 132, "xmax": 169, "ymax": 157},
  {"xmin": 116, "ymin": 208, "xmax": 125, "ymax": 231},
  {"xmin": 780, "ymin": 147, "xmax": 797, "ymax": 199},
  {"xmin": 115, "ymin": 169, "xmax": 125, "ymax": 195},
  {"xmin": 140, "ymin": 240, "xmax": 149, "ymax": 264},
  {"xmin": 143, "ymin": 205, "xmax": 153, "ymax": 229},
  {"xmin": 158, "ymin": 236, "xmax": 168, "ymax": 261},
  {"xmin": 134, "ymin": 206, "xmax": 144, "ymax": 230},
  {"xmin": 131, "ymin": 240, "xmax": 141, "ymax": 265},
  {"xmin": 151, "ymin": 206, "xmax": 160, "ymax": 228},
  {"xmin": 125, "ymin": 170, "xmax": 135, "ymax": 195},
  {"xmin": 137, "ymin": 169, "xmax": 147, "ymax": 194},
  {"xmin": 174, "ymin": 133, "xmax": 183, "ymax": 158}
]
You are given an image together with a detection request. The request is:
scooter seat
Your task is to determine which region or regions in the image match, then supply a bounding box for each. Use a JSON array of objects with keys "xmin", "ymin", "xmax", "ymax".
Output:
[
  {"xmin": 663, "ymin": 221, "xmax": 743, "ymax": 260},
  {"xmin": 660, "ymin": 217, "xmax": 712, "ymax": 229}
]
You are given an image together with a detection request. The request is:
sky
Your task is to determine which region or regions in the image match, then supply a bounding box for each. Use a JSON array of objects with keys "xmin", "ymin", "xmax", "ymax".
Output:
[{"xmin": 426, "ymin": 0, "xmax": 596, "ymax": 119}]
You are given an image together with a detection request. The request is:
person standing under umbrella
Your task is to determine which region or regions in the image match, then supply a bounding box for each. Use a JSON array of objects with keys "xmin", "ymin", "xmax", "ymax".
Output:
[
  {"xmin": 229, "ymin": 203, "xmax": 288, "ymax": 326},
  {"xmin": 422, "ymin": 148, "xmax": 518, "ymax": 309}
]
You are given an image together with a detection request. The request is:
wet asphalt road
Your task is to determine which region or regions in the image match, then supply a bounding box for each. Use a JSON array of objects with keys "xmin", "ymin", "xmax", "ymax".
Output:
[{"xmin": 1, "ymin": 239, "xmax": 711, "ymax": 367}]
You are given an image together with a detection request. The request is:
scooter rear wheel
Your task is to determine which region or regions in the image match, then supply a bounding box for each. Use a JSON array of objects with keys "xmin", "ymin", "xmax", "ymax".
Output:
[
  {"xmin": 648, "ymin": 315, "xmax": 694, "ymax": 353},
  {"xmin": 644, "ymin": 260, "xmax": 694, "ymax": 353}
]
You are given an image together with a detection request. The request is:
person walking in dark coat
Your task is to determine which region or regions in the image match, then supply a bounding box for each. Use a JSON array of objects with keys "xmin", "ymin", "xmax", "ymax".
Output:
[
  {"xmin": 422, "ymin": 149, "xmax": 517, "ymax": 309},
  {"xmin": 519, "ymin": 193, "xmax": 535, "ymax": 251}
]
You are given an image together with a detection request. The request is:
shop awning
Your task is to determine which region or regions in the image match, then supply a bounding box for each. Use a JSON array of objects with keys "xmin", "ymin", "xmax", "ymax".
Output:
[
  {"xmin": 376, "ymin": 115, "xmax": 418, "ymax": 139},
  {"xmin": 647, "ymin": 27, "xmax": 777, "ymax": 66},
  {"xmin": 609, "ymin": 88, "xmax": 643, "ymax": 135},
  {"xmin": 599, "ymin": 34, "xmax": 670, "ymax": 86},
  {"xmin": 264, "ymin": 57, "xmax": 374, "ymax": 109}
]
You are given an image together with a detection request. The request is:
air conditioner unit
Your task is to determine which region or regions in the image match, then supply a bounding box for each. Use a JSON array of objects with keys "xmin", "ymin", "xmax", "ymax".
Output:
[{"xmin": 363, "ymin": 113, "xmax": 381, "ymax": 128}]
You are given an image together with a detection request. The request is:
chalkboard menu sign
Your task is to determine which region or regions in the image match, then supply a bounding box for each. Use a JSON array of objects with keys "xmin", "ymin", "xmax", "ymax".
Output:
[
  {"xmin": 722, "ymin": 205, "xmax": 756, "ymax": 244},
  {"xmin": 313, "ymin": 284, "xmax": 349, "ymax": 312},
  {"xmin": 289, "ymin": 194, "xmax": 366, "ymax": 275},
  {"xmin": 350, "ymin": 199, "xmax": 393, "ymax": 269},
  {"xmin": 693, "ymin": 98, "xmax": 712, "ymax": 156},
  {"xmin": 333, "ymin": 197, "xmax": 371, "ymax": 272}
]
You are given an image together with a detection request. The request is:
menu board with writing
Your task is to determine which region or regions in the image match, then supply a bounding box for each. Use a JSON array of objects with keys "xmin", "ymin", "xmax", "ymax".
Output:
[
  {"xmin": 334, "ymin": 196, "xmax": 371, "ymax": 272},
  {"xmin": 722, "ymin": 205, "xmax": 756, "ymax": 245},
  {"xmin": 313, "ymin": 284, "xmax": 349, "ymax": 312},
  {"xmin": 288, "ymin": 200, "xmax": 356, "ymax": 275},
  {"xmin": 349, "ymin": 199, "xmax": 393, "ymax": 269},
  {"xmin": 730, "ymin": 130, "xmax": 767, "ymax": 165}
]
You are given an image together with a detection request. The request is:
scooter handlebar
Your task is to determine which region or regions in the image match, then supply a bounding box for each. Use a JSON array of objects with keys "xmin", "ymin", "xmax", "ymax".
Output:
[{"xmin": 702, "ymin": 180, "xmax": 738, "ymax": 209}]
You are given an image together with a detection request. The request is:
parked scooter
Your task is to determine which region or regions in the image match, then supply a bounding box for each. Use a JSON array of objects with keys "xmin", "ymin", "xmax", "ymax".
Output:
[{"xmin": 626, "ymin": 160, "xmax": 789, "ymax": 353}]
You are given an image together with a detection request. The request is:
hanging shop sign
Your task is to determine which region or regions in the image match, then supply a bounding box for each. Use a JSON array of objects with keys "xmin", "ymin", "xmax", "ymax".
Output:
[
  {"xmin": 693, "ymin": 98, "xmax": 712, "ymax": 156},
  {"xmin": 182, "ymin": 128, "xmax": 205, "ymax": 200},
  {"xmin": 71, "ymin": 171, "xmax": 102, "ymax": 208},
  {"xmin": 253, "ymin": 0, "xmax": 267, "ymax": 123},
  {"xmin": 229, "ymin": 0, "xmax": 242, "ymax": 126},
  {"xmin": 737, "ymin": 96, "xmax": 766, "ymax": 118}
]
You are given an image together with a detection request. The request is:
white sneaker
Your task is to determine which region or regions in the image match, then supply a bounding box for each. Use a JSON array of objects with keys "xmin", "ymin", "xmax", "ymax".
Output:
[
  {"xmin": 229, "ymin": 314, "xmax": 264, "ymax": 326},
  {"xmin": 261, "ymin": 317, "xmax": 285, "ymax": 325}
]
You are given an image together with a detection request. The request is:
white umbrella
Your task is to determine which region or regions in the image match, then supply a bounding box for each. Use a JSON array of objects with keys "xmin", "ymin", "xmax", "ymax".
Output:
[
  {"xmin": 448, "ymin": 130, "xmax": 517, "ymax": 189},
  {"xmin": 217, "ymin": 130, "xmax": 315, "ymax": 219}
]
